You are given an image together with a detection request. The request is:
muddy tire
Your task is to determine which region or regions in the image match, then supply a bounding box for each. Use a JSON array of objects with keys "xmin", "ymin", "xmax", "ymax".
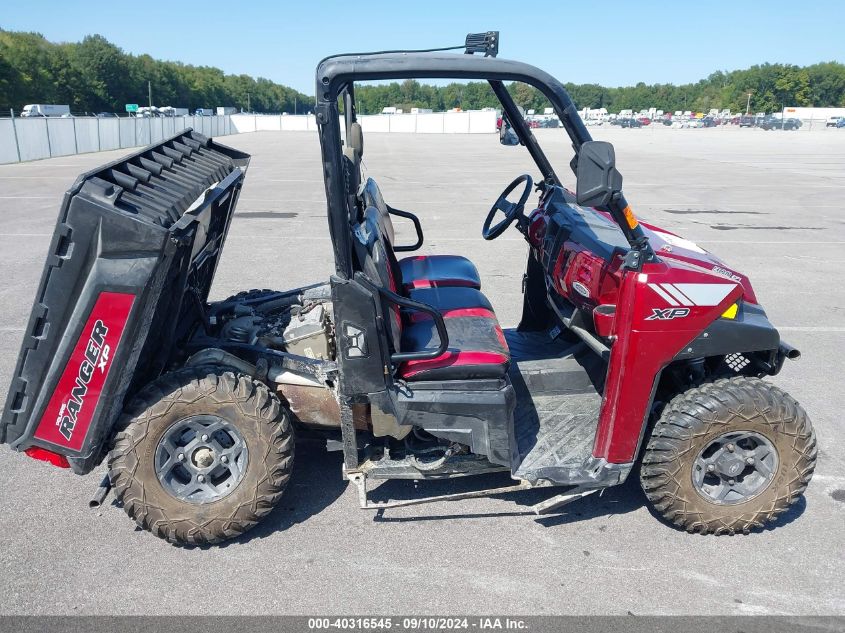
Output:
[
  {"xmin": 640, "ymin": 377, "xmax": 816, "ymax": 534},
  {"xmin": 108, "ymin": 366, "xmax": 293, "ymax": 545}
]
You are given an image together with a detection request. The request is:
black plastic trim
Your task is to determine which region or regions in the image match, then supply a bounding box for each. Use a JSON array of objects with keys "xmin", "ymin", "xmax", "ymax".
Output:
[
  {"xmin": 355, "ymin": 274, "xmax": 450, "ymax": 362},
  {"xmin": 386, "ymin": 205, "xmax": 424, "ymax": 252}
]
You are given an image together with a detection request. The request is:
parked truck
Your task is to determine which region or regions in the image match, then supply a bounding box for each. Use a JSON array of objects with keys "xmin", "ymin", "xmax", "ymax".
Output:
[
  {"xmin": 216, "ymin": 107, "xmax": 237, "ymax": 116},
  {"xmin": 158, "ymin": 107, "xmax": 189, "ymax": 117},
  {"xmin": 20, "ymin": 104, "xmax": 70, "ymax": 118}
]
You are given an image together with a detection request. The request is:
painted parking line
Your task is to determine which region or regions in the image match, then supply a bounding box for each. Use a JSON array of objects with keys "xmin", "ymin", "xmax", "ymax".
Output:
[
  {"xmin": 695, "ymin": 240, "xmax": 845, "ymax": 245},
  {"xmin": 776, "ymin": 326, "xmax": 845, "ymax": 332}
]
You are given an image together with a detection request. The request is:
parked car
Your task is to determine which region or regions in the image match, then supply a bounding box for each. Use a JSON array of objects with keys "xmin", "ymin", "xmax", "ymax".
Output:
[
  {"xmin": 739, "ymin": 115, "xmax": 756, "ymax": 128},
  {"xmin": 826, "ymin": 116, "xmax": 841, "ymax": 128},
  {"xmin": 701, "ymin": 117, "xmax": 717, "ymax": 128},
  {"xmin": 759, "ymin": 117, "xmax": 801, "ymax": 131},
  {"xmin": 636, "ymin": 117, "xmax": 651, "ymax": 126},
  {"xmin": 662, "ymin": 118, "xmax": 673, "ymax": 126},
  {"xmin": 96, "ymin": 112, "xmax": 118, "ymax": 118},
  {"xmin": 618, "ymin": 118, "xmax": 642, "ymax": 128},
  {"xmin": 837, "ymin": 118, "xmax": 845, "ymax": 128}
]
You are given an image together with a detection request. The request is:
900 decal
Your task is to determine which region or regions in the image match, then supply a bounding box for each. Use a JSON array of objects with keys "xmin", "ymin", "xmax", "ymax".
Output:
[{"xmin": 34, "ymin": 292, "xmax": 134, "ymax": 452}]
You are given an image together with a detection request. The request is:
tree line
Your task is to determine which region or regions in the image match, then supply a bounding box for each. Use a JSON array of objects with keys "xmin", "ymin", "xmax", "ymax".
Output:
[
  {"xmin": 1, "ymin": 29, "xmax": 843, "ymax": 116},
  {"xmin": 354, "ymin": 63, "xmax": 845, "ymax": 115},
  {"xmin": 0, "ymin": 30, "xmax": 310, "ymax": 114}
]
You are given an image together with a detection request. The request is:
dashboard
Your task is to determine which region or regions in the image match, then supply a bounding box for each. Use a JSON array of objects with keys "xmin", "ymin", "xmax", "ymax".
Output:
[{"xmin": 527, "ymin": 186, "xmax": 628, "ymax": 317}]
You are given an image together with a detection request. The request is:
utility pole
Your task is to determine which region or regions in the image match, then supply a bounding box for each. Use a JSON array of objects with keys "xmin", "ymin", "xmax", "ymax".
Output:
[
  {"xmin": 746, "ymin": 92, "xmax": 752, "ymax": 115},
  {"xmin": 294, "ymin": 96, "xmax": 297, "ymax": 115},
  {"xmin": 247, "ymin": 92, "xmax": 250, "ymax": 113},
  {"xmin": 148, "ymin": 81, "xmax": 153, "ymax": 108}
]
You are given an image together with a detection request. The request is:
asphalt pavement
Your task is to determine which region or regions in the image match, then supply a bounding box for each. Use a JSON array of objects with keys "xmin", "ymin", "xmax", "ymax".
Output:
[{"xmin": 0, "ymin": 125, "xmax": 843, "ymax": 615}]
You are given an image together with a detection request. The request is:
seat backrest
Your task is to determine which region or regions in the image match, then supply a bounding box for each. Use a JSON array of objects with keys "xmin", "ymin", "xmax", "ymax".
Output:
[
  {"xmin": 361, "ymin": 178, "xmax": 406, "ymax": 288},
  {"xmin": 352, "ymin": 207, "xmax": 403, "ymax": 353},
  {"xmin": 362, "ymin": 178, "xmax": 397, "ymax": 246}
]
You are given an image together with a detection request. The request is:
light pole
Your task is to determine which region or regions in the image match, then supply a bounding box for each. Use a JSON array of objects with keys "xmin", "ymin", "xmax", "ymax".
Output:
[
  {"xmin": 247, "ymin": 92, "xmax": 250, "ymax": 113},
  {"xmin": 148, "ymin": 81, "xmax": 153, "ymax": 108},
  {"xmin": 746, "ymin": 92, "xmax": 752, "ymax": 115}
]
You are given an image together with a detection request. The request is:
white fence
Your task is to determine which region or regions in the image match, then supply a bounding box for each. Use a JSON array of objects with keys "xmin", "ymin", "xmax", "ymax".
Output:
[
  {"xmin": 0, "ymin": 111, "xmax": 498, "ymax": 164},
  {"xmin": 230, "ymin": 111, "xmax": 497, "ymax": 135},
  {"xmin": 0, "ymin": 115, "xmax": 234, "ymax": 165}
]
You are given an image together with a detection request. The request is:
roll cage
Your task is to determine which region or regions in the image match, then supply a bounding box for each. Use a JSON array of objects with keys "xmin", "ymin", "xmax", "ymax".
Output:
[{"xmin": 314, "ymin": 45, "xmax": 655, "ymax": 279}]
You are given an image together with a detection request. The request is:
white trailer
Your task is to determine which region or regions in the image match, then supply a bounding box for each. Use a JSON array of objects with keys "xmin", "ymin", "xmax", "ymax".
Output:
[
  {"xmin": 216, "ymin": 107, "xmax": 237, "ymax": 116},
  {"xmin": 21, "ymin": 104, "xmax": 70, "ymax": 118}
]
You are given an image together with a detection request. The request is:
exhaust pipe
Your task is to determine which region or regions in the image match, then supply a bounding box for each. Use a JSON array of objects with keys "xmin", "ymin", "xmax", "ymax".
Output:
[
  {"xmin": 779, "ymin": 341, "xmax": 801, "ymax": 360},
  {"xmin": 89, "ymin": 474, "xmax": 112, "ymax": 508}
]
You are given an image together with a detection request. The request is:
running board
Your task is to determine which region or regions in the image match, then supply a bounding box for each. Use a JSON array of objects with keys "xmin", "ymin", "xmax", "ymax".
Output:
[
  {"xmin": 532, "ymin": 486, "xmax": 599, "ymax": 514},
  {"xmin": 346, "ymin": 471, "xmax": 598, "ymax": 514}
]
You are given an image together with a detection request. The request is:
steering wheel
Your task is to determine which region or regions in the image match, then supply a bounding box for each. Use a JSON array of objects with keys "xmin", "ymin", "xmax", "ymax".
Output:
[{"xmin": 482, "ymin": 174, "xmax": 534, "ymax": 240}]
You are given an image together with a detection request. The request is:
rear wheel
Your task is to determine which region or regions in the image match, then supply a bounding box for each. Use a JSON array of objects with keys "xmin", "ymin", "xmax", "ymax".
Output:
[
  {"xmin": 640, "ymin": 377, "xmax": 816, "ymax": 534},
  {"xmin": 108, "ymin": 366, "xmax": 293, "ymax": 545}
]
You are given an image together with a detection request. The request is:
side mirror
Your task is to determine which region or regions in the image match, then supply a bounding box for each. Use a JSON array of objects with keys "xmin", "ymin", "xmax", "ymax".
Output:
[
  {"xmin": 575, "ymin": 141, "xmax": 623, "ymax": 207},
  {"xmin": 499, "ymin": 119, "xmax": 520, "ymax": 146}
]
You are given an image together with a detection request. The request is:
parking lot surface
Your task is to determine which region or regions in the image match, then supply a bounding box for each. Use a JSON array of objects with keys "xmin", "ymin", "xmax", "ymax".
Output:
[{"xmin": 0, "ymin": 126, "xmax": 843, "ymax": 615}]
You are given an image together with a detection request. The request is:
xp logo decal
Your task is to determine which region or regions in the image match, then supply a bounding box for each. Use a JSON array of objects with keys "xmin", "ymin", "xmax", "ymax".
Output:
[{"xmin": 646, "ymin": 307, "xmax": 690, "ymax": 320}]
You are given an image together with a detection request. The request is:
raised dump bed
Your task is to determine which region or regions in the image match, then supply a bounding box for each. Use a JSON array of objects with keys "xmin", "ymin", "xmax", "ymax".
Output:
[{"xmin": 1, "ymin": 130, "xmax": 249, "ymax": 472}]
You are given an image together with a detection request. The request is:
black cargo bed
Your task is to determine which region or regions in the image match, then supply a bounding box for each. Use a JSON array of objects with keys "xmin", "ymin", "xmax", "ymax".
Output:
[{"xmin": 1, "ymin": 130, "xmax": 249, "ymax": 473}]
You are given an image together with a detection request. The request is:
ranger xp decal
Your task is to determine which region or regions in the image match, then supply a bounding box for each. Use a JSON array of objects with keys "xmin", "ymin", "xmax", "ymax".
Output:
[
  {"xmin": 647, "ymin": 283, "xmax": 735, "ymax": 307},
  {"xmin": 34, "ymin": 292, "xmax": 135, "ymax": 452}
]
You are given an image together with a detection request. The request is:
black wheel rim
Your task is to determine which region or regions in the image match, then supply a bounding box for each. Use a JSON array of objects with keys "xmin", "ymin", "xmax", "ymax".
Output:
[
  {"xmin": 155, "ymin": 415, "xmax": 249, "ymax": 504},
  {"xmin": 692, "ymin": 430, "xmax": 778, "ymax": 505}
]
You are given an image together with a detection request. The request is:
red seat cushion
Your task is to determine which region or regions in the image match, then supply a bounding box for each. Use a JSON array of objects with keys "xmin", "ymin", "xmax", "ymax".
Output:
[
  {"xmin": 398, "ymin": 310, "xmax": 510, "ymax": 382},
  {"xmin": 399, "ymin": 255, "xmax": 481, "ymax": 291}
]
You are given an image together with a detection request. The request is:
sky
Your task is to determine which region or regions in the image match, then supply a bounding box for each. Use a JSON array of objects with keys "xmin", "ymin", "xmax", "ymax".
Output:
[{"xmin": 2, "ymin": 0, "xmax": 842, "ymax": 94}]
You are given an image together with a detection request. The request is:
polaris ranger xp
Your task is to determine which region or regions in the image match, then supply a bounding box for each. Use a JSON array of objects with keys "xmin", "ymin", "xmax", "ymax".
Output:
[{"xmin": 0, "ymin": 33, "xmax": 816, "ymax": 545}]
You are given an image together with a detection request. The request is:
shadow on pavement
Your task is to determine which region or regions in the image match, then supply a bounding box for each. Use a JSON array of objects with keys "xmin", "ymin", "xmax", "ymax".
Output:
[
  {"xmin": 368, "ymin": 467, "xmax": 645, "ymax": 527},
  {"xmin": 228, "ymin": 441, "xmax": 348, "ymax": 545},
  {"xmin": 195, "ymin": 441, "xmax": 807, "ymax": 543}
]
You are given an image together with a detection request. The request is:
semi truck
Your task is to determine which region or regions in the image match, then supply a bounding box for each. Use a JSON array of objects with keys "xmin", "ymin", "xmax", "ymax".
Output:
[{"xmin": 20, "ymin": 104, "xmax": 70, "ymax": 118}]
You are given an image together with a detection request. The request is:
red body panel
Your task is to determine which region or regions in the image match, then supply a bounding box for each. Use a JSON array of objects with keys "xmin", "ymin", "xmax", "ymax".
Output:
[
  {"xmin": 33, "ymin": 292, "xmax": 135, "ymax": 452},
  {"xmin": 593, "ymin": 262, "xmax": 742, "ymax": 462},
  {"xmin": 531, "ymin": 198, "xmax": 749, "ymax": 464}
]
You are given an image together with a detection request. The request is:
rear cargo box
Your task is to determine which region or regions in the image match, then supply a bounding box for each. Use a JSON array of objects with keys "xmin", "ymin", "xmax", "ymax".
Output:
[{"xmin": 0, "ymin": 130, "xmax": 249, "ymax": 473}]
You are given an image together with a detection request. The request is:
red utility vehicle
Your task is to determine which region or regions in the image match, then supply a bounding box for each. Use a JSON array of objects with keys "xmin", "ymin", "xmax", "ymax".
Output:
[{"xmin": 0, "ymin": 33, "xmax": 815, "ymax": 545}]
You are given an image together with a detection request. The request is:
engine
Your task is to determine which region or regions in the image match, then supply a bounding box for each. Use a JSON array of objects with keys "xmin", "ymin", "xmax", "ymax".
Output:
[{"xmin": 209, "ymin": 286, "xmax": 335, "ymax": 361}]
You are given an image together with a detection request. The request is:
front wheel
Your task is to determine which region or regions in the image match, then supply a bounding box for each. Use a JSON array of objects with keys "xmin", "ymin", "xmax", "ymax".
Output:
[
  {"xmin": 108, "ymin": 366, "xmax": 294, "ymax": 545},
  {"xmin": 640, "ymin": 377, "xmax": 816, "ymax": 534}
]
